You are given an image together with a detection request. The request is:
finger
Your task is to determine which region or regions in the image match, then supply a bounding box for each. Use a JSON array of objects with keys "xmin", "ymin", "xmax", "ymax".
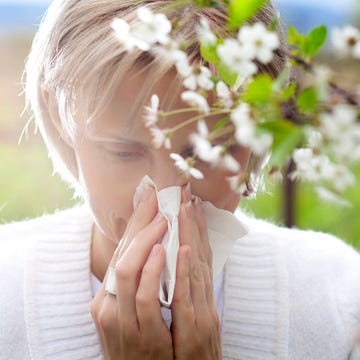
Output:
[
  {"xmin": 117, "ymin": 184, "xmax": 158, "ymax": 260},
  {"xmin": 179, "ymin": 202, "xmax": 212, "ymax": 320},
  {"xmin": 115, "ymin": 214, "xmax": 167, "ymax": 327},
  {"xmin": 91, "ymin": 293, "xmax": 118, "ymax": 359},
  {"xmin": 178, "ymin": 200, "xmax": 199, "ymax": 251},
  {"xmin": 106, "ymin": 183, "xmax": 158, "ymax": 271},
  {"xmin": 136, "ymin": 244, "xmax": 167, "ymax": 333},
  {"xmin": 171, "ymin": 245, "xmax": 194, "ymax": 329},
  {"xmin": 181, "ymin": 182, "xmax": 193, "ymax": 204},
  {"xmin": 194, "ymin": 197, "xmax": 213, "ymax": 281},
  {"xmin": 193, "ymin": 198, "xmax": 215, "ymax": 309}
]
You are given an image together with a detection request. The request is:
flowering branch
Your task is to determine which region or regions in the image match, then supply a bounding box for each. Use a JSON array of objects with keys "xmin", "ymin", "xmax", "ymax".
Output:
[{"xmin": 111, "ymin": 1, "xmax": 360, "ymax": 205}]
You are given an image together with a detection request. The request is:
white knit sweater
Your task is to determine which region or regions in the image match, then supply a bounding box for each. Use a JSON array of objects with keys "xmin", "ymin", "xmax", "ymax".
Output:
[{"xmin": 0, "ymin": 206, "xmax": 359, "ymax": 360}]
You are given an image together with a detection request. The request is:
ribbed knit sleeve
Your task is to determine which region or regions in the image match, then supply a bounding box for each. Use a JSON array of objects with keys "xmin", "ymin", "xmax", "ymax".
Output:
[
  {"xmin": 222, "ymin": 226, "xmax": 289, "ymax": 360},
  {"xmin": 24, "ymin": 206, "xmax": 103, "ymax": 360}
]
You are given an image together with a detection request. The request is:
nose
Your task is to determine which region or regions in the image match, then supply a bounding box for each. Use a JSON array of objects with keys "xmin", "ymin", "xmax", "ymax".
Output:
[{"xmin": 150, "ymin": 154, "xmax": 187, "ymax": 190}]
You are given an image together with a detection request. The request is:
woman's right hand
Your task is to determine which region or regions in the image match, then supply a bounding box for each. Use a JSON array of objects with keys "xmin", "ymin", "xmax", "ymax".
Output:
[{"xmin": 90, "ymin": 185, "xmax": 173, "ymax": 360}]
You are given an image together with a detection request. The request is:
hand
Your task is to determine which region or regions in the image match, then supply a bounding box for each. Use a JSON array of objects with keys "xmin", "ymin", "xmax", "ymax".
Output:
[
  {"xmin": 171, "ymin": 185, "xmax": 222, "ymax": 359},
  {"xmin": 90, "ymin": 185, "xmax": 173, "ymax": 360}
]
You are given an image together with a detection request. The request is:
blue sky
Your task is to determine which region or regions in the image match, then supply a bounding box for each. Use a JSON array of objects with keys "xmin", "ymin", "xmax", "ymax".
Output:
[
  {"xmin": 0, "ymin": 0, "xmax": 354, "ymax": 5},
  {"xmin": 0, "ymin": 0, "xmax": 50, "ymax": 3}
]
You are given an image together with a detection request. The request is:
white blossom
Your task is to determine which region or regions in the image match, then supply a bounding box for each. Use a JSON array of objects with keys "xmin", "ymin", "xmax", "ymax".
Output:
[
  {"xmin": 331, "ymin": 25, "xmax": 360, "ymax": 59},
  {"xmin": 189, "ymin": 120, "xmax": 222, "ymax": 163},
  {"xmin": 291, "ymin": 149, "xmax": 348, "ymax": 186},
  {"xmin": 133, "ymin": 7, "xmax": 172, "ymax": 49},
  {"xmin": 197, "ymin": 18, "xmax": 217, "ymax": 45},
  {"xmin": 315, "ymin": 187, "xmax": 351, "ymax": 207},
  {"xmin": 217, "ymin": 39, "xmax": 257, "ymax": 78},
  {"xmin": 238, "ymin": 23, "xmax": 280, "ymax": 64},
  {"xmin": 329, "ymin": 164, "xmax": 355, "ymax": 192},
  {"xmin": 181, "ymin": 91, "xmax": 210, "ymax": 114},
  {"xmin": 320, "ymin": 105, "xmax": 360, "ymax": 162},
  {"xmin": 144, "ymin": 94, "xmax": 159, "ymax": 127},
  {"xmin": 216, "ymin": 81, "xmax": 233, "ymax": 108},
  {"xmin": 292, "ymin": 149, "xmax": 325, "ymax": 182},
  {"xmin": 221, "ymin": 154, "xmax": 241, "ymax": 172},
  {"xmin": 111, "ymin": 18, "xmax": 138, "ymax": 51},
  {"xmin": 333, "ymin": 133, "xmax": 360, "ymax": 163},
  {"xmin": 150, "ymin": 126, "xmax": 171, "ymax": 149},
  {"xmin": 190, "ymin": 120, "xmax": 240, "ymax": 172},
  {"xmin": 231, "ymin": 103, "xmax": 272, "ymax": 155},
  {"xmin": 306, "ymin": 128, "xmax": 323, "ymax": 149},
  {"xmin": 197, "ymin": 118, "xmax": 208, "ymax": 138},
  {"xmin": 170, "ymin": 153, "xmax": 204, "ymax": 179},
  {"xmin": 320, "ymin": 105, "xmax": 357, "ymax": 140},
  {"xmin": 183, "ymin": 66, "xmax": 214, "ymax": 91},
  {"xmin": 112, "ymin": 7, "xmax": 171, "ymax": 52},
  {"xmin": 249, "ymin": 133, "xmax": 273, "ymax": 155},
  {"xmin": 231, "ymin": 102, "xmax": 252, "ymax": 125},
  {"xmin": 168, "ymin": 49, "xmax": 193, "ymax": 78}
]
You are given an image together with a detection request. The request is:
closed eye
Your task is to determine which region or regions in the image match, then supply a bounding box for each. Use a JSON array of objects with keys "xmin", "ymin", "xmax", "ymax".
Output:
[{"xmin": 101, "ymin": 142, "xmax": 146, "ymax": 161}]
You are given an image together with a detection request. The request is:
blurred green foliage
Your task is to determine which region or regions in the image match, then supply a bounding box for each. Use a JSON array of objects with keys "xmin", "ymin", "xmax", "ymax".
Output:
[
  {"xmin": 241, "ymin": 164, "xmax": 360, "ymax": 250},
  {"xmin": 0, "ymin": 142, "xmax": 76, "ymax": 223}
]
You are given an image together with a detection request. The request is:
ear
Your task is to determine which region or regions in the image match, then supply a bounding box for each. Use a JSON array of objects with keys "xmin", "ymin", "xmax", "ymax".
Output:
[{"xmin": 41, "ymin": 89, "xmax": 79, "ymax": 180}]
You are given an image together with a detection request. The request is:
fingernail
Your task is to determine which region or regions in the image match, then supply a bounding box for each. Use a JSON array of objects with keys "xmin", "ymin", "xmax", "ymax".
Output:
[
  {"xmin": 150, "ymin": 244, "xmax": 161, "ymax": 257},
  {"xmin": 141, "ymin": 184, "xmax": 152, "ymax": 202},
  {"xmin": 185, "ymin": 200, "xmax": 194, "ymax": 218},
  {"xmin": 184, "ymin": 183, "xmax": 192, "ymax": 203},
  {"xmin": 193, "ymin": 196, "xmax": 201, "ymax": 207},
  {"xmin": 152, "ymin": 212, "xmax": 164, "ymax": 224},
  {"xmin": 193, "ymin": 196, "xmax": 203, "ymax": 214}
]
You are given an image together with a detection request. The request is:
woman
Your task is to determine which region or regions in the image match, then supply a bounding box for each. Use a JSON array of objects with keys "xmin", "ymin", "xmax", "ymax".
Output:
[{"xmin": 0, "ymin": 0, "xmax": 359, "ymax": 359}]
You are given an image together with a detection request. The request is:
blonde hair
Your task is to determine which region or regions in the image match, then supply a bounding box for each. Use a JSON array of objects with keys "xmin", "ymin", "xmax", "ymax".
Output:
[{"xmin": 25, "ymin": 0, "xmax": 286, "ymax": 192}]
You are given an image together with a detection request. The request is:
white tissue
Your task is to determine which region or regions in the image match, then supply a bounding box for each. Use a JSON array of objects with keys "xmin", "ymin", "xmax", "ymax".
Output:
[{"xmin": 133, "ymin": 175, "xmax": 247, "ymax": 308}]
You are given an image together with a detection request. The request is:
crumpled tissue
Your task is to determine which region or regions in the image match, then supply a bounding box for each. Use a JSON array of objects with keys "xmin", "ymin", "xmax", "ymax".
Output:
[{"xmin": 133, "ymin": 175, "xmax": 247, "ymax": 308}]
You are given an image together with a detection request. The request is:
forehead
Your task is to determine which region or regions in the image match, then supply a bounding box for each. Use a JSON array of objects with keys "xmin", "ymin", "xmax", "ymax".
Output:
[{"xmin": 91, "ymin": 67, "xmax": 194, "ymax": 136}]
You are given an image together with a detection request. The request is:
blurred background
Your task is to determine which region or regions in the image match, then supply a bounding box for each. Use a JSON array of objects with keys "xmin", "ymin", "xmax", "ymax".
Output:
[{"xmin": 0, "ymin": 0, "xmax": 359, "ymax": 249}]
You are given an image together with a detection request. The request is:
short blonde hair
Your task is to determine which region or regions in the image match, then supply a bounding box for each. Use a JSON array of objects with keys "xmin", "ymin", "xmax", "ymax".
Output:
[{"xmin": 25, "ymin": 0, "xmax": 286, "ymax": 192}]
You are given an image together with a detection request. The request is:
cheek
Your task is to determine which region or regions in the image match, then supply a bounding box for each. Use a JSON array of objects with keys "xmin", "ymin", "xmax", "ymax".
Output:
[{"xmin": 191, "ymin": 169, "xmax": 241, "ymax": 211}]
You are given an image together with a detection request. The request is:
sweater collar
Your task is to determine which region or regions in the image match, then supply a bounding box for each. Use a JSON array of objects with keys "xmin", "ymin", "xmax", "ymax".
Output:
[{"xmin": 24, "ymin": 206, "xmax": 288, "ymax": 359}]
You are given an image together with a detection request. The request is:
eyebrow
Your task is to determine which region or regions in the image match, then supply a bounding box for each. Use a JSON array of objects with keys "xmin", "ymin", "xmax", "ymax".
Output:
[{"xmin": 87, "ymin": 133, "xmax": 147, "ymax": 148}]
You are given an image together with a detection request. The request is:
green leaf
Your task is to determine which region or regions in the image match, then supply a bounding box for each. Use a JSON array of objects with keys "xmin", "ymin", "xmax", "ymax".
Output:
[
  {"xmin": 243, "ymin": 74, "xmax": 273, "ymax": 103},
  {"xmin": 288, "ymin": 25, "xmax": 327, "ymax": 58},
  {"xmin": 213, "ymin": 117, "xmax": 230, "ymax": 131},
  {"xmin": 216, "ymin": 61, "xmax": 238, "ymax": 87},
  {"xmin": 288, "ymin": 26, "xmax": 305, "ymax": 50},
  {"xmin": 200, "ymin": 42, "xmax": 219, "ymax": 63},
  {"xmin": 209, "ymin": 0, "xmax": 219, "ymax": 7},
  {"xmin": 259, "ymin": 120, "xmax": 304, "ymax": 167},
  {"xmin": 282, "ymin": 82, "xmax": 297, "ymax": 101},
  {"xmin": 296, "ymin": 87, "xmax": 319, "ymax": 113},
  {"xmin": 228, "ymin": 0, "xmax": 267, "ymax": 28},
  {"xmin": 303, "ymin": 25, "xmax": 327, "ymax": 57}
]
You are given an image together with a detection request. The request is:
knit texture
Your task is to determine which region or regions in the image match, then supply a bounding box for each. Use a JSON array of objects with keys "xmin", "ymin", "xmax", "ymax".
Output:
[
  {"xmin": 24, "ymin": 206, "xmax": 102, "ymax": 359},
  {"xmin": 0, "ymin": 205, "xmax": 360, "ymax": 360},
  {"xmin": 222, "ymin": 227, "xmax": 288, "ymax": 359}
]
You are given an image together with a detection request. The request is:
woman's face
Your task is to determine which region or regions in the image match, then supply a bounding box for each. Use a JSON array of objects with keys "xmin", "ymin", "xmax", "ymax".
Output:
[{"xmin": 73, "ymin": 69, "xmax": 251, "ymax": 243}]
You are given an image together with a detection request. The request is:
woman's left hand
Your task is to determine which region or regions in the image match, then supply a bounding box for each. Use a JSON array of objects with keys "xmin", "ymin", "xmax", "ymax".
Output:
[{"xmin": 170, "ymin": 186, "xmax": 222, "ymax": 359}]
